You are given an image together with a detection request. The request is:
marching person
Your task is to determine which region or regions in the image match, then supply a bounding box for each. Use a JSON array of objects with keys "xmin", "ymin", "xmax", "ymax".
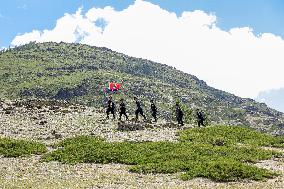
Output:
[
  {"xmin": 176, "ymin": 102, "xmax": 184, "ymax": 126},
  {"xmin": 106, "ymin": 96, "xmax": 115, "ymax": 119},
  {"xmin": 119, "ymin": 98, "xmax": 128, "ymax": 121},
  {"xmin": 196, "ymin": 109, "xmax": 205, "ymax": 127},
  {"xmin": 150, "ymin": 99, "xmax": 157, "ymax": 122},
  {"xmin": 134, "ymin": 97, "xmax": 146, "ymax": 121}
]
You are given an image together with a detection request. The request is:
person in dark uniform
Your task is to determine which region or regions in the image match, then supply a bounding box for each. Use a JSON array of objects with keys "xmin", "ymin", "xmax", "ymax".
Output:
[
  {"xmin": 119, "ymin": 98, "xmax": 128, "ymax": 121},
  {"xmin": 150, "ymin": 99, "xmax": 157, "ymax": 122},
  {"xmin": 196, "ymin": 109, "xmax": 205, "ymax": 127},
  {"xmin": 134, "ymin": 97, "xmax": 146, "ymax": 121},
  {"xmin": 176, "ymin": 102, "xmax": 184, "ymax": 126},
  {"xmin": 106, "ymin": 96, "xmax": 115, "ymax": 119}
]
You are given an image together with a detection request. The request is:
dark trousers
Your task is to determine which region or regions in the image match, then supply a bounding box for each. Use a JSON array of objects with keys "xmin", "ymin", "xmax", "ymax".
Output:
[
  {"xmin": 177, "ymin": 115, "xmax": 184, "ymax": 126},
  {"xmin": 152, "ymin": 111, "xmax": 157, "ymax": 122},
  {"xmin": 106, "ymin": 108, "xmax": 115, "ymax": 119},
  {"xmin": 198, "ymin": 119, "xmax": 205, "ymax": 127},
  {"xmin": 135, "ymin": 108, "xmax": 146, "ymax": 120},
  {"xmin": 119, "ymin": 109, "xmax": 128, "ymax": 120}
]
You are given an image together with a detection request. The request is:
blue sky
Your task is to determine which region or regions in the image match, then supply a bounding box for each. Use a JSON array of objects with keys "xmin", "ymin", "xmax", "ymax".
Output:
[{"xmin": 1, "ymin": 0, "xmax": 284, "ymax": 47}]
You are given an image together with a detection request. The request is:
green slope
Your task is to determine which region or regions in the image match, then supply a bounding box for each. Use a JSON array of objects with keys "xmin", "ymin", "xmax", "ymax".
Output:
[{"xmin": 0, "ymin": 42, "xmax": 283, "ymax": 133}]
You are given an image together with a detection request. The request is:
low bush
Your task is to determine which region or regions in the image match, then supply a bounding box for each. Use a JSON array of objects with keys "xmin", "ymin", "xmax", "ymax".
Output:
[
  {"xmin": 42, "ymin": 126, "xmax": 283, "ymax": 182},
  {"xmin": 0, "ymin": 138, "xmax": 47, "ymax": 157},
  {"xmin": 179, "ymin": 125, "xmax": 284, "ymax": 147}
]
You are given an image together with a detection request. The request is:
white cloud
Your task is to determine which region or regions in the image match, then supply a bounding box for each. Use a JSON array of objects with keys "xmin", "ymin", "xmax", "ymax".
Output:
[
  {"xmin": 11, "ymin": 0, "xmax": 284, "ymax": 98},
  {"xmin": 12, "ymin": 30, "xmax": 42, "ymax": 45}
]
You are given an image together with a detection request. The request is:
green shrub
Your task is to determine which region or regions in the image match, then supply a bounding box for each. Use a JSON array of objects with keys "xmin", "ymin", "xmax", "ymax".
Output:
[
  {"xmin": 42, "ymin": 126, "xmax": 283, "ymax": 182},
  {"xmin": 179, "ymin": 125, "xmax": 284, "ymax": 147},
  {"xmin": 0, "ymin": 138, "xmax": 47, "ymax": 157},
  {"xmin": 181, "ymin": 159, "xmax": 277, "ymax": 182}
]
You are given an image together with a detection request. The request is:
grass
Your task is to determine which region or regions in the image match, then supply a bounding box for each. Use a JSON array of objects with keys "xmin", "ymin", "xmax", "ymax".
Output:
[
  {"xmin": 0, "ymin": 138, "xmax": 47, "ymax": 157},
  {"xmin": 179, "ymin": 125, "xmax": 284, "ymax": 147},
  {"xmin": 42, "ymin": 126, "xmax": 283, "ymax": 182}
]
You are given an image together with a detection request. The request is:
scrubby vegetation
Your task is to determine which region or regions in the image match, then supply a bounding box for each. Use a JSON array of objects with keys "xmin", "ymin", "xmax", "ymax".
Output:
[
  {"xmin": 0, "ymin": 42, "xmax": 284, "ymax": 133},
  {"xmin": 179, "ymin": 125, "xmax": 284, "ymax": 147},
  {"xmin": 0, "ymin": 138, "xmax": 47, "ymax": 157},
  {"xmin": 42, "ymin": 126, "xmax": 283, "ymax": 182}
]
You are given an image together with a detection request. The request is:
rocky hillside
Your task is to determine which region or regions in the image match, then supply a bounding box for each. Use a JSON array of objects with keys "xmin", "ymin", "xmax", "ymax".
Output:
[
  {"xmin": 0, "ymin": 42, "xmax": 283, "ymax": 134},
  {"xmin": 0, "ymin": 99, "xmax": 283, "ymax": 188}
]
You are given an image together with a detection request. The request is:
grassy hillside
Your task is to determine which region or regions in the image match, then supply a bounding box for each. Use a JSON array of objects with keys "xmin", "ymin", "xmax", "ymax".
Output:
[{"xmin": 0, "ymin": 42, "xmax": 283, "ymax": 134}]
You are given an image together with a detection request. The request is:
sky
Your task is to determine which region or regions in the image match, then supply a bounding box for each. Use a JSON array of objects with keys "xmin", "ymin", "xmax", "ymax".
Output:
[
  {"xmin": 1, "ymin": 0, "xmax": 284, "ymax": 111},
  {"xmin": 256, "ymin": 88, "xmax": 284, "ymax": 113},
  {"xmin": 1, "ymin": 0, "xmax": 284, "ymax": 48}
]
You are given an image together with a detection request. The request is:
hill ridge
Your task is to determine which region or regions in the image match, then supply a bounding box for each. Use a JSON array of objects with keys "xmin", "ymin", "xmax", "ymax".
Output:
[{"xmin": 0, "ymin": 42, "xmax": 283, "ymax": 135}]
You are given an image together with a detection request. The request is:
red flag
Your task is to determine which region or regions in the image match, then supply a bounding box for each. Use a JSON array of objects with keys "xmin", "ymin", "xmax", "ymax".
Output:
[
  {"xmin": 109, "ymin": 82, "xmax": 115, "ymax": 91},
  {"xmin": 115, "ymin": 83, "xmax": 121, "ymax": 90}
]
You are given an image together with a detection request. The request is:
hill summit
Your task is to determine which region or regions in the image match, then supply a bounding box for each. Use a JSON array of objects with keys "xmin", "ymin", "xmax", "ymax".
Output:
[{"xmin": 0, "ymin": 42, "xmax": 283, "ymax": 134}]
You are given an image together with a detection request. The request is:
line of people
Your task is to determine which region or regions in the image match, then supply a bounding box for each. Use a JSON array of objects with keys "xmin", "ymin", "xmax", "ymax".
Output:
[
  {"xmin": 106, "ymin": 96, "xmax": 157, "ymax": 122},
  {"xmin": 106, "ymin": 96, "xmax": 205, "ymax": 126}
]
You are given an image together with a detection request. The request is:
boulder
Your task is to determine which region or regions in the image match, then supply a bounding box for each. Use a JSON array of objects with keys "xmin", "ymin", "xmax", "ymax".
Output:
[
  {"xmin": 117, "ymin": 121, "xmax": 146, "ymax": 131},
  {"xmin": 39, "ymin": 120, "xmax": 48, "ymax": 125}
]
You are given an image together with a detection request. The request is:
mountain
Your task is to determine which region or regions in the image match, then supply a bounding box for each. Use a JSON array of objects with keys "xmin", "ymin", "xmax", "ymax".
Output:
[
  {"xmin": 256, "ymin": 88, "xmax": 284, "ymax": 113},
  {"xmin": 0, "ymin": 42, "xmax": 283, "ymax": 134}
]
